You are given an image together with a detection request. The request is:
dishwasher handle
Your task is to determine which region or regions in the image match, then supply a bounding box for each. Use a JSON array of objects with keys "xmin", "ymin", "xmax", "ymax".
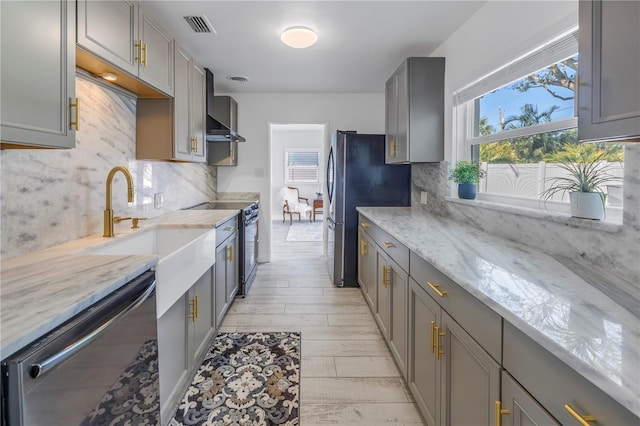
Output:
[{"xmin": 29, "ymin": 279, "xmax": 156, "ymax": 379}]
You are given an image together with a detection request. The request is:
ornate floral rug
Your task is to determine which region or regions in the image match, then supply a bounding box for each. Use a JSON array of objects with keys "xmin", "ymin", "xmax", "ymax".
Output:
[{"xmin": 171, "ymin": 332, "xmax": 300, "ymax": 426}]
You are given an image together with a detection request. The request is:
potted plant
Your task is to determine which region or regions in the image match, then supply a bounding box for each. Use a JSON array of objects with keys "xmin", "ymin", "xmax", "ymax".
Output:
[
  {"xmin": 449, "ymin": 160, "xmax": 486, "ymax": 200},
  {"xmin": 541, "ymin": 148, "xmax": 622, "ymax": 220}
]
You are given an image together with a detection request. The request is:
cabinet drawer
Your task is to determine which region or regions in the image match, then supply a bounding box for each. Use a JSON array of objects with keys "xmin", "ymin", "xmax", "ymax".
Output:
[
  {"xmin": 216, "ymin": 215, "xmax": 238, "ymax": 245},
  {"xmin": 504, "ymin": 322, "xmax": 639, "ymax": 426},
  {"xmin": 359, "ymin": 214, "xmax": 409, "ymax": 272},
  {"xmin": 409, "ymin": 251, "xmax": 501, "ymax": 361}
]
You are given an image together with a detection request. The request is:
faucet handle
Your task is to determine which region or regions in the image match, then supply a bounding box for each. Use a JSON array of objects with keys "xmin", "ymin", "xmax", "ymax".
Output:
[
  {"xmin": 131, "ymin": 217, "xmax": 148, "ymax": 229},
  {"xmin": 113, "ymin": 216, "xmax": 132, "ymax": 224}
]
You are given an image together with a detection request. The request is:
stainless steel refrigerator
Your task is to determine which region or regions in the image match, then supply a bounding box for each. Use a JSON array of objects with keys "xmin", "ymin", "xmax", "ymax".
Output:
[{"xmin": 326, "ymin": 130, "xmax": 410, "ymax": 287}]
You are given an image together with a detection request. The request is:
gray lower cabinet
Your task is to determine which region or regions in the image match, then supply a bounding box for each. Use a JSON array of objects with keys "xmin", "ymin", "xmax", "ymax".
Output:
[
  {"xmin": 158, "ymin": 267, "xmax": 216, "ymax": 425},
  {"xmin": 408, "ymin": 278, "xmax": 500, "ymax": 426},
  {"xmin": 357, "ymin": 228, "xmax": 377, "ymax": 312},
  {"xmin": 214, "ymin": 217, "xmax": 239, "ymax": 327},
  {"xmin": 1, "ymin": 0, "xmax": 76, "ymax": 148},
  {"xmin": 578, "ymin": 0, "xmax": 640, "ymax": 142},
  {"xmin": 500, "ymin": 371, "xmax": 560, "ymax": 426}
]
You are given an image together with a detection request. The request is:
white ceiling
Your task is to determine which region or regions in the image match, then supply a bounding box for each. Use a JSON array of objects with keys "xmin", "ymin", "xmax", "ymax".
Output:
[{"xmin": 145, "ymin": 1, "xmax": 486, "ymax": 94}]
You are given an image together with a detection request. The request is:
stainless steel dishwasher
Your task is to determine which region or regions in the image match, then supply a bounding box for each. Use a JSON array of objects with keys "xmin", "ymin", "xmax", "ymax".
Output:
[{"xmin": 1, "ymin": 270, "xmax": 159, "ymax": 426}]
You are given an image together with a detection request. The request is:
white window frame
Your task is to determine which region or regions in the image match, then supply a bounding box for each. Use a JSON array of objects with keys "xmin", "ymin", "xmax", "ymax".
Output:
[{"xmin": 284, "ymin": 148, "xmax": 320, "ymax": 184}]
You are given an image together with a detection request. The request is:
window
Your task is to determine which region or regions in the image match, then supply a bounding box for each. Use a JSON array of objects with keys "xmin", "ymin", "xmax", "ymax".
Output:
[
  {"xmin": 454, "ymin": 28, "xmax": 624, "ymax": 217},
  {"xmin": 285, "ymin": 150, "xmax": 320, "ymax": 184}
]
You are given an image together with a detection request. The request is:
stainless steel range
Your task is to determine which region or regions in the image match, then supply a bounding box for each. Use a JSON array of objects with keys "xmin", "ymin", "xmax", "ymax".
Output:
[{"xmin": 188, "ymin": 201, "xmax": 259, "ymax": 296}]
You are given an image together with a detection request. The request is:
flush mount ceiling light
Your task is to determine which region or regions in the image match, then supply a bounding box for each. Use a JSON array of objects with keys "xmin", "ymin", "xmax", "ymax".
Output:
[{"xmin": 280, "ymin": 26, "xmax": 318, "ymax": 49}]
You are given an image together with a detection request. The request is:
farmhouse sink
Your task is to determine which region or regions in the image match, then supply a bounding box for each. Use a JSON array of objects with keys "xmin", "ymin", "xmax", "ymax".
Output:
[{"xmin": 81, "ymin": 226, "xmax": 216, "ymax": 317}]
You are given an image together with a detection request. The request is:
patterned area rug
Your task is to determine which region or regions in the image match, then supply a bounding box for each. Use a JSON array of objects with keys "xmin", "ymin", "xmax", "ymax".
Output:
[
  {"xmin": 171, "ymin": 332, "xmax": 300, "ymax": 426},
  {"xmin": 82, "ymin": 339, "xmax": 160, "ymax": 425},
  {"xmin": 285, "ymin": 222, "xmax": 323, "ymax": 242}
]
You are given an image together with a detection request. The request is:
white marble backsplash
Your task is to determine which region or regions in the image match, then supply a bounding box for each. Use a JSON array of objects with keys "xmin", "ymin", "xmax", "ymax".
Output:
[
  {"xmin": 411, "ymin": 144, "xmax": 640, "ymax": 314},
  {"xmin": 0, "ymin": 77, "xmax": 217, "ymax": 260}
]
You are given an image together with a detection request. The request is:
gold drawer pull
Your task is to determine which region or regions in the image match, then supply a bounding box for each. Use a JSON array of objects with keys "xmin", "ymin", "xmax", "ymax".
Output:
[
  {"xmin": 427, "ymin": 281, "xmax": 447, "ymax": 297},
  {"xmin": 564, "ymin": 404, "xmax": 596, "ymax": 426},
  {"xmin": 228, "ymin": 245, "xmax": 233, "ymax": 262},
  {"xmin": 69, "ymin": 98, "xmax": 79, "ymax": 131},
  {"xmin": 360, "ymin": 239, "xmax": 368, "ymax": 256},
  {"xmin": 495, "ymin": 401, "xmax": 510, "ymax": 426},
  {"xmin": 361, "ymin": 222, "xmax": 370, "ymax": 228},
  {"xmin": 430, "ymin": 320, "xmax": 436, "ymax": 354},
  {"xmin": 383, "ymin": 242, "xmax": 395, "ymax": 249},
  {"xmin": 188, "ymin": 295, "xmax": 198, "ymax": 322},
  {"xmin": 224, "ymin": 226, "xmax": 234, "ymax": 231},
  {"xmin": 434, "ymin": 325, "xmax": 445, "ymax": 360}
]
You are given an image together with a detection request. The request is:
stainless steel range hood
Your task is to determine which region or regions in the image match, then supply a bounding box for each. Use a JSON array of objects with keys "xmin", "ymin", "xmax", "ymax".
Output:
[{"xmin": 206, "ymin": 69, "xmax": 246, "ymax": 142}]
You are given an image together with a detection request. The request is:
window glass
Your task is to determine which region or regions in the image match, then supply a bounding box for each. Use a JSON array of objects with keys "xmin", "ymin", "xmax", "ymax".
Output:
[
  {"xmin": 475, "ymin": 56, "xmax": 578, "ymax": 137},
  {"xmin": 285, "ymin": 150, "xmax": 320, "ymax": 183}
]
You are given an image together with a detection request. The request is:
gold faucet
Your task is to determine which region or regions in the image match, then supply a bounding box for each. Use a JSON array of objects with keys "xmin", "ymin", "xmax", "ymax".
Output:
[{"xmin": 104, "ymin": 166, "xmax": 134, "ymax": 237}]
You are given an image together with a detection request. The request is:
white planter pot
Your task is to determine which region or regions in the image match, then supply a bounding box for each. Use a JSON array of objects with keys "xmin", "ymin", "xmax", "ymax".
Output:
[{"xmin": 569, "ymin": 191, "xmax": 605, "ymax": 220}]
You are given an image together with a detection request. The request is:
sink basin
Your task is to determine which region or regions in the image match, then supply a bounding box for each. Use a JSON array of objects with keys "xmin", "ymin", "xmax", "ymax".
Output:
[{"xmin": 82, "ymin": 226, "xmax": 216, "ymax": 317}]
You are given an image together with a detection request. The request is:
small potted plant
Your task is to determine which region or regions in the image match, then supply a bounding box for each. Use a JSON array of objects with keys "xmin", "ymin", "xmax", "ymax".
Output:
[
  {"xmin": 541, "ymin": 148, "xmax": 622, "ymax": 220},
  {"xmin": 449, "ymin": 160, "xmax": 485, "ymax": 200}
]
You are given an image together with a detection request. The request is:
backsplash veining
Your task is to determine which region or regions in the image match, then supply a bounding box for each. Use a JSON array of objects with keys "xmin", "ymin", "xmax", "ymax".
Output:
[
  {"xmin": 411, "ymin": 145, "xmax": 640, "ymax": 314},
  {"xmin": 0, "ymin": 77, "xmax": 217, "ymax": 260}
]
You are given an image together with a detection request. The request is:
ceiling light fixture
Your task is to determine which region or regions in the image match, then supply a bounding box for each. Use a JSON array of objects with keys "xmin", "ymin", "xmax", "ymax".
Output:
[{"xmin": 280, "ymin": 26, "xmax": 318, "ymax": 49}]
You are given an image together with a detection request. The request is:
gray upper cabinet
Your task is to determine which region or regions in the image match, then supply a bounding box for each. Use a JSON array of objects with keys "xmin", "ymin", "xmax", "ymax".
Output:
[
  {"xmin": 208, "ymin": 142, "xmax": 238, "ymax": 166},
  {"xmin": 578, "ymin": 0, "xmax": 640, "ymax": 142},
  {"xmin": 385, "ymin": 57, "xmax": 445, "ymax": 164},
  {"xmin": 137, "ymin": 43, "xmax": 205, "ymax": 162},
  {"xmin": 1, "ymin": 0, "xmax": 76, "ymax": 148},
  {"xmin": 77, "ymin": 0, "xmax": 174, "ymax": 97}
]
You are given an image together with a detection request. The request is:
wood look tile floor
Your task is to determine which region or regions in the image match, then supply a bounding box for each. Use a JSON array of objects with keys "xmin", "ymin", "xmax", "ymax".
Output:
[{"xmin": 220, "ymin": 220, "xmax": 425, "ymax": 425}]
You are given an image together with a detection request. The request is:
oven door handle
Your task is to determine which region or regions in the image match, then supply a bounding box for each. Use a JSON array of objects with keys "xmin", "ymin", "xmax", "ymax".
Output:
[{"xmin": 29, "ymin": 279, "xmax": 156, "ymax": 379}]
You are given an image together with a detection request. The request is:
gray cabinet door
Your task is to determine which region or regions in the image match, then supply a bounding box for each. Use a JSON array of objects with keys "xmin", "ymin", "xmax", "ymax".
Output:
[
  {"xmin": 408, "ymin": 278, "xmax": 441, "ymax": 426},
  {"xmin": 358, "ymin": 230, "xmax": 377, "ymax": 312},
  {"xmin": 1, "ymin": 0, "xmax": 76, "ymax": 148},
  {"xmin": 157, "ymin": 293, "xmax": 189, "ymax": 419},
  {"xmin": 385, "ymin": 76, "xmax": 398, "ymax": 163},
  {"xmin": 394, "ymin": 63, "xmax": 409, "ymax": 163},
  {"xmin": 215, "ymin": 244, "xmax": 229, "ymax": 328},
  {"xmin": 226, "ymin": 233, "xmax": 239, "ymax": 301},
  {"xmin": 501, "ymin": 371, "xmax": 560, "ymax": 426},
  {"xmin": 578, "ymin": 0, "xmax": 640, "ymax": 141},
  {"xmin": 191, "ymin": 61, "xmax": 207, "ymax": 162},
  {"xmin": 173, "ymin": 43, "xmax": 192, "ymax": 161},
  {"xmin": 139, "ymin": 8, "xmax": 174, "ymax": 96},
  {"xmin": 76, "ymin": 0, "xmax": 138, "ymax": 75},
  {"xmin": 440, "ymin": 311, "xmax": 500, "ymax": 426},
  {"xmin": 388, "ymin": 256, "xmax": 408, "ymax": 378},
  {"xmin": 191, "ymin": 268, "xmax": 215, "ymax": 367},
  {"xmin": 375, "ymin": 248, "xmax": 390, "ymax": 339}
]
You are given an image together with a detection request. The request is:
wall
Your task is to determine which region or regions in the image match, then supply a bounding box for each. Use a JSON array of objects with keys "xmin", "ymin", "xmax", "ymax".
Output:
[
  {"xmin": 0, "ymin": 77, "xmax": 217, "ymax": 260},
  {"xmin": 412, "ymin": 0, "xmax": 640, "ymax": 314},
  {"xmin": 216, "ymin": 92, "xmax": 385, "ymax": 261},
  {"xmin": 271, "ymin": 125, "xmax": 324, "ymax": 218}
]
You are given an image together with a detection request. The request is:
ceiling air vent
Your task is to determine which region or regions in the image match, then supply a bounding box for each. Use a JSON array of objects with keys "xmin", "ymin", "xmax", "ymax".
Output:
[
  {"xmin": 227, "ymin": 76, "xmax": 249, "ymax": 83},
  {"xmin": 184, "ymin": 15, "xmax": 215, "ymax": 34}
]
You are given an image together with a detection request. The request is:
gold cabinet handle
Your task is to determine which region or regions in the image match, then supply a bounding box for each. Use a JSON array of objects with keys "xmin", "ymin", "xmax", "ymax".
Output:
[
  {"xmin": 228, "ymin": 245, "xmax": 233, "ymax": 262},
  {"xmin": 224, "ymin": 226, "xmax": 234, "ymax": 231},
  {"xmin": 427, "ymin": 281, "xmax": 447, "ymax": 298},
  {"xmin": 495, "ymin": 401, "xmax": 510, "ymax": 426},
  {"xmin": 360, "ymin": 239, "xmax": 368, "ymax": 256},
  {"xmin": 144, "ymin": 42, "xmax": 148, "ymax": 67},
  {"xmin": 231, "ymin": 145, "xmax": 236, "ymax": 162},
  {"xmin": 564, "ymin": 404, "xmax": 596, "ymax": 426},
  {"xmin": 383, "ymin": 242, "xmax": 395, "ymax": 249},
  {"xmin": 188, "ymin": 296, "xmax": 197, "ymax": 322},
  {"xmin": 194, "ymin": 136, "xmax": 198, "ymax": 153},
  {"xmin": 382, "ymin": 265, "xmax": 389, "ymax": 287},
  {"xmin": 135, "ymin": 40, "xmax": 143, "ymax": 64},
  {"xmin": 361, "ymin": 222, "xmax": 370, "ymax": 228},
  {"xmin": 69, "ymin": 98, "xmax": 79, "ymax": 131},
  {"xmin": 430, "ymin": 320, "xmax": 436, "ymax": 354},
  {"xmin": 434, "ymin": 325, "xmax": 445, "ymax": 360},
  {"xmin": 389, "ymin": 140, "xmax": 396, "ymax": 157}
]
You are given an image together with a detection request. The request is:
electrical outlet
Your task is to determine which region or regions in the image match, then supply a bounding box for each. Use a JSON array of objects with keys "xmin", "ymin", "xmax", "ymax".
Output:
[
  {"xmin": 420, "ymin": 191, "xmax": 428, "ymax": 205},
  {"xmin": 154, "ymin": 193, "xmax": 163, "ymax": 209}
]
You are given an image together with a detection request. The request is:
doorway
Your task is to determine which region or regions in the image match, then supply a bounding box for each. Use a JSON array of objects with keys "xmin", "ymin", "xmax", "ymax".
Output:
[{"xmin": 269, "ymin": 123, "xmax": 328, "ymax": 261}]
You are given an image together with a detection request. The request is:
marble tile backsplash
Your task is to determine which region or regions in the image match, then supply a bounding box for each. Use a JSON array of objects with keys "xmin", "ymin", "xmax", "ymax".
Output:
[
  {"xmin": 0, "ymin": 77, "xmax": 217, "ymax": 260},
  {"xmin": 411, "ymin": 144, "xmax": 640, "ymax": 314}
]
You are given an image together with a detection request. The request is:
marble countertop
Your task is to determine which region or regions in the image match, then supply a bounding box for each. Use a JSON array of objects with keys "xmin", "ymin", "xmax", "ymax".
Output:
[
  {"xmin": 357, "ymin": 207, "xmax": 640, "ymax": 418},
  {"xmin": 0, "ymin": 209, "xmax": 239, "ymax": 359}
]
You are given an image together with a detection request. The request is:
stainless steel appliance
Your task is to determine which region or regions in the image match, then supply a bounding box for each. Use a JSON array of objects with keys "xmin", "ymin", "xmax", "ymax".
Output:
[
  {"xmin": 188, "ymin": 201, "xmax": 259, "ymax": 296},
  {"xmin": 326, "ymin": 131, "xmax": 410, "ymax": 287},
  {"xmin": 1, "ymin": 270, "xmax": 157, "ymax": 426}
]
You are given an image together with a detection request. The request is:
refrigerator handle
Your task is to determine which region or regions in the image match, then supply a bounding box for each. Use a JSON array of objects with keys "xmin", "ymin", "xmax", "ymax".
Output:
[{"xmin": 327, "ymin": 147, "xmax": 334, "ymax": 205}]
